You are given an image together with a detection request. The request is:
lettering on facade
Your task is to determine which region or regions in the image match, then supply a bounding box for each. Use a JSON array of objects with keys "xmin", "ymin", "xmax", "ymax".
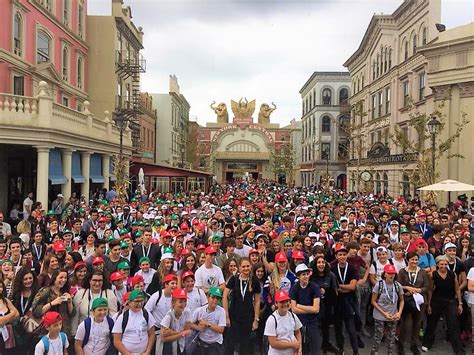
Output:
[
  {"xmin": 348, "ymin": 153, "xmax": 418, "ymax": 166},
  {"xmin": 211, "ymin": 124, "xmax": 274, "ymax": 144}
]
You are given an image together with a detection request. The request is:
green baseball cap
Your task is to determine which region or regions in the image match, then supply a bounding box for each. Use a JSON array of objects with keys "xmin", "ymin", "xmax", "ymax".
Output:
[
  {"xmin": 400, "ymin": 228, "xmax": 410, "ymax": 234},
  {"xmin": 170, "ymin": 215, "xmax": 179, "ymax": 221},
  {"xmin": 117, "ymin": 261, "xmax": 130, "ymax": 270},
  {"xmin": 208, "ymin": 287, "xmax": 223, "ymax": 298},
  {"xmin": 119, "ymin": 228, "xmax": 129, "ymax": 236},
  {"xmin": 129, "ymin": 289, "xmax": 145, "ymax": 301},
  {"xmin": 62, "ymin": 229, "xmax": 72, "ymax": 235},
  {"xmin": 212, "ymin": 235, "xmax": 222, "ymax": 242},
  {"xmin": 47, "ymin": 210, "xmax": 55, "ymax": 215},
  {"xmin": 120, "ymin": 241, "xmax": 129, "ymax": 248},
  {"xmin": 139, "ymin": 256, "xmax": 150, "ymax": 264},
  {"xmin": 135, "ymin": 231, "xmax": 143, "ymax": 238},
  {"xmin": 91, "ymin": 297, "xmax": 108, "ymax": 310},
  {"xmin": 282, "ymin": 237, "xmax": 292, "ymax": 245},
  {"xmin": 163, "ymin": 246, "xmax": 174, "ymax": 254}
]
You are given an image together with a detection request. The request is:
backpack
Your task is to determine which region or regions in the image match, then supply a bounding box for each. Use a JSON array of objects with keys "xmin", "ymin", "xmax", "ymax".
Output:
[
  {"xmin": 82, "ymin": 316, "xmax": 114, "ymax": 347},
  {"xmin": 376, "ymin": 280, "xmax": 400, "ymax": 301},
  {"xmin": 121, "ymin": 309, "xmax": 150, "ymax": 333},
  {"xmin": 41, "ymin": 332, "xmax": 66, "ymax": 354}
]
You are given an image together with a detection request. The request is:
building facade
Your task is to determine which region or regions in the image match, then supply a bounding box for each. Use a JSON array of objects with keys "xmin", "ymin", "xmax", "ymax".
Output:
[
  {"xmin": 152, "ymin": 75, "xmax": 190, "ymax": 167},
  {"xmin": 289, "ymin": 119, "xmax": 302, "ymax": 186},
  {"xmin": 135, "ymin": 92, "xmax": 156, "ymax": 164},
  {"xmin": 344, "ymin": 0, "xmax": 440, "ymax": 197},
  {"xmin": 87, "ymin": 0, "xmax": 145, "ymax": 155},
  {"xmin": 418, "ymin": 22, "xmax": 474, "ymax": 204},
  {"xmin": 197, "ymin": 99, "xmax": 291, "ymax": 183},
  {"xmin": 0, "ymin": 0, "xmax": 130, "ymax": 212},
  {"xmin": 299, "ymin": 72, "xmax": 350, "ymax": 188}
]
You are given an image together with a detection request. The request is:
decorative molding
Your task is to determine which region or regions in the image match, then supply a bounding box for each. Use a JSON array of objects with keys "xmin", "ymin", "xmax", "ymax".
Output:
[
  {"xmin": 459, "ymin": 82, "xmax": 474, "ymax": 98},
  {"xmin": 432, "ymin": 85, "xmax": 452, "ymax": 101}
]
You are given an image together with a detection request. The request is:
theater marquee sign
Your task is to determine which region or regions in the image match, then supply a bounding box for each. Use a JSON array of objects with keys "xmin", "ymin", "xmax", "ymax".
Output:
[{"xmin": 211, "ymin": 123, "xmax": 274, "ymax": 145}]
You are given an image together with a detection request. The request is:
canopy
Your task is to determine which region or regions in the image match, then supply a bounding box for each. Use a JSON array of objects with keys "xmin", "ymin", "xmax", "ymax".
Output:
[{"xmin": 417, "ymin": 179, "xmax": 474, "ymax": 192}]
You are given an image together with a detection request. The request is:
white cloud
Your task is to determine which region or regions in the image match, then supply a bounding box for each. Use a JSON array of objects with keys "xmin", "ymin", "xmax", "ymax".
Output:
[{"xmin": 88, "ymin": 0, "xmax": 473, "ymax": 126}]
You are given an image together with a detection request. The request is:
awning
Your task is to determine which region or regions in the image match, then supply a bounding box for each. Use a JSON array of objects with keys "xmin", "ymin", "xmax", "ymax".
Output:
[
  {"xmin": 48, "ymin": 149, "xmax": 67, "ymax": 185},
  {"xmin": 90, "ymin": 153, "xmax": 105, "ymax": 183},
  {"xmin": 71, "ymin": 152, "xmax": 85, "ymax": 183},
  {"xmin": 109, "ymin": 158, "xmax": 116, "ymax": 181}
]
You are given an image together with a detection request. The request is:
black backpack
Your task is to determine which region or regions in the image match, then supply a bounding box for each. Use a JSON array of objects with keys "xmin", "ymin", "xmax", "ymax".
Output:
[{"xmin": 121, "ymin": 309, "xmax": 150, "ymax": 333}]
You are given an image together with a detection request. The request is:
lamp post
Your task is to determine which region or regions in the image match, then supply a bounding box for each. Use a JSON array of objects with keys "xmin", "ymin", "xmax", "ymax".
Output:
[
  {"xmin": 427, "ymin": 114, "xmax": 442, "ymax": 175},
  {"xmin": 113, "ymin": 112, "xmax": 129, "ymax": 160}
]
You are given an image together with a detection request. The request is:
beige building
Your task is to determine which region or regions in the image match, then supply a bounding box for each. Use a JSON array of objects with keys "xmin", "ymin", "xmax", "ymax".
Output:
[
  {"xmin": 87, "ymin": 0, "xmax": 145, "ymax": 155},
  {"xmin": 299, "ymin": 72, "xmax": 350, "ymax": 188},
  {"xmin": 418, "ymin": 22, "xmax": 474, "ymax": 203},
  {"xmin": 344, "ymin": 0, "xmax": 441, "ymax": 197},
  {"xmin": 152, "ymin": 75, "xmax": 191, "ymax": 167}
]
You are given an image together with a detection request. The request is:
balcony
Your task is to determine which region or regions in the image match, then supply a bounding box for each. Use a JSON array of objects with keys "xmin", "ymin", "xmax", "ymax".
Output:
[
  {"xmin": 0, "ymin": 81, "xmax": 132, "ymax": 152},
  {"xmin": 115, "ymin": 50, "xmax": 146, "ymax": 79}
]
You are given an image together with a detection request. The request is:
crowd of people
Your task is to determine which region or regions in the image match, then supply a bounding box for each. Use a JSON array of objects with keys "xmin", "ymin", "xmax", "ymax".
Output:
[{"xmin": 0, "ymin": 182, "xmax": 473, "ymax": 355}]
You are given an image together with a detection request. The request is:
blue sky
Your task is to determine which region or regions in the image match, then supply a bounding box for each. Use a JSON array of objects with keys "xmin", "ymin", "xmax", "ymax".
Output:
[{"xmin": 88, "ymin": 0, "xmax": 473, "ymax": 126}]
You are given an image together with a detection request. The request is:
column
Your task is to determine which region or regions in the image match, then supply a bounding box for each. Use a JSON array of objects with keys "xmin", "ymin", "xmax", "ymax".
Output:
[
  {"xmin": 102, "ymin": 155, "xmax": 110, "ymax": 191},
  {"xmin": 81, "ymin": 152, "xmax": 91, "ymax": 202},
  {"xmin": 61, "ymin": 149, "xmax": 73, "ymax": 199},
  {"xmin": 36, "ymin": 146, "xmax": 50, "ymax": 209}
]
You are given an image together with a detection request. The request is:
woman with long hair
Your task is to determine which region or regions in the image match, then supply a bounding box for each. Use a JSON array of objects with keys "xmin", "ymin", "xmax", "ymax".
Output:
[
  {"xmin": 16, "ymin": 220, "xmax": 31, "ymax": 249},
  {"xmin": 31, "ymin": 269, "xmax": 75, "ymax": 338},
  {"xmin": 68, "ymin": 261, "xmax": 88, "ymax": 296},
  {"xmin": 79, "ymin": 231, "xmax": 96, "ymax": 261},
  {"xmin": 252, "ymin": 262, "xmax": 269, "ymax": 354},
  {"xmin": 310, "ymin": 255, "xmax": 338, "ymax": 354},
  {"xmin": 157, "ymin": 254, "xmax": 175, "ymax": 282},
  {"xmin": 457, "ymin": 234, "xmax": 470, "ymax": 262},
  {"xmin": 222, "ymin": 258, "xmax": 238, "ymax": 282},
  {"xmin": 223, "ymin": 257, "xmax": 261, "ymax": 355},
  {"xmin": 0, "ymin": 280, "xmax": 19, "ymax": 354},
  {"xmin": 0, "ymin": 260, "xmax": 15, "ymax": 298},
  {"xmin": 37, "ymin": 253, "xmax": 59, "ymax": 288},
  {"xmin": 64, "ymin": 252, "xmax": 82, "ymax": 277},
  {"xmin": 263, "ymin": 252, "xmax": 296, "ymax": 309},
  {"xmin": 30, "ymin": 231, "xmax": 46, "ymax": 266}
]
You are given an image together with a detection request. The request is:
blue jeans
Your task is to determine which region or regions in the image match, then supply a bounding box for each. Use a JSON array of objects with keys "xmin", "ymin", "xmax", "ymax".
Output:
[{"xmin": 303, "ymin": 322, "xmax": 322, "ymax": 355}]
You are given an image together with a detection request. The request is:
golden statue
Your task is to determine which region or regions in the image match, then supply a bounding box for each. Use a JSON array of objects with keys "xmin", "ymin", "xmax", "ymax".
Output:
[
  {"xmin": 231, "ymin": 97, "xmax": 256, "ymax": 120},
  {"xmin": 258, "ymin": 102, "xmax": 277, "ymax": 124},
  {"xmin": 210, "ymin": 101, "xmax": 229, "ymax": 123}
]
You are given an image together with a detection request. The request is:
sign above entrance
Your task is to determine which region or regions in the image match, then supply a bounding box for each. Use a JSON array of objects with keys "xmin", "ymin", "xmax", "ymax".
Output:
[
  {"xmin": 211, "ymin": 124, "xmax": 274, "ymax": 145},
  {"xmin": 227, "ymin": 162, "xmax": 258, "ymax": 170}
]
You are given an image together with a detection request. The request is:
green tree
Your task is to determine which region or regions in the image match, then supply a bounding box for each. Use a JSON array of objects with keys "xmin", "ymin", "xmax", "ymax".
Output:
[{"xmin": 271, "ymin": 142, "xmax": 295, "ymax": 184}]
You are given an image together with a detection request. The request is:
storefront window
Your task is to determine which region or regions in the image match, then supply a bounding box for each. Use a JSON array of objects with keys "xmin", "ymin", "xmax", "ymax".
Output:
[
  {"xmin": 187, "ymin": 177, "xmax": 205, "ymax": 191},
  {"xmin": 171, "ymin": 177, "xmax": 186, "ymax": 193},
  {"xmin": 151, "ymin": 177, "xmax": 169, "ymax": 193}
]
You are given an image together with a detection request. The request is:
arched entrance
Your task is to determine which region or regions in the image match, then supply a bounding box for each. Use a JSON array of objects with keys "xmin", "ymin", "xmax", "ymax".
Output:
[{"xmin": 336, "ymin": 174, "xmax": 347, "ymax": 190}]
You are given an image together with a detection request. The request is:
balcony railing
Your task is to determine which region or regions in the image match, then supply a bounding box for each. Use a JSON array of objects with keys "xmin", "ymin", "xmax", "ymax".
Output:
[{"xmin": 0, "ymin": 81, "xmax": 132, "ymax": 150}]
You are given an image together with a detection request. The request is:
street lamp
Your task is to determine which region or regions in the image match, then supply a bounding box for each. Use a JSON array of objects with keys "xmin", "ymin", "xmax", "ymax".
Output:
[
  {"xmin": 427, "ymin": 114, "xmax": 442, "ymax": 174},
  {"xmin": 113, "ymin": 112, "xmax": 129, "ymax": 159}
]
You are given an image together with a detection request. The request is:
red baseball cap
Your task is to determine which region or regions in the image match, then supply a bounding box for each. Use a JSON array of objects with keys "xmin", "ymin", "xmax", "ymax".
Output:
[
  {"xmin": 248, "ymin": 248, "xmax": 259, "ymax": 255},
  {"xmin": 110, "ymin": 271, "xmax": 124, "ymax": 282},
  {"xmin": 53, "ymin": 241, "xmax": 66, "ymax": 252},
  {"xmin": 43, "ymin": 311, "xmax": 62, "ymax": 326},
  {"xmin": 335, "ymin": 245, "xmax": 348, "ymax": 254},
  {"xmin": 198, "ymin": 223, "xmax": 206, "ymax": 232},
  {"xmin": 172, "ymin": 287, "xmax": 187, "ymax": 300},
  {"xmin": 275, "ymin": 252, "xmax": 288, "ymax": 263},
  {"xmin": 98, "ymin": 217, "xmax": 107, "ymax": 222},
  {"xmin": 205, "ymin": 246, "xmax": 217, "ymax": 254},
  {"xmin": 181, "ymin": 271, "xmax": 194, "ymax": 281},
  {"xmin": 192, "ymin": 219, "xmax": 200, "ymax": 226},
  {"xmin": 292, "ymin": 250, "xmax": 305, "ymax": 260},
  {"xmin": 196, "ymin": 244, "xmax": 206, "ymax": 251},
  {"xmin": 384, "ymin": 264, "xmax": 397, "ymax": 274},
  {"xmin": 131, "ymin": 274, "xmax": 144, "ymax": 286},
  {"xmin": 74, "ymin": 261, "xmax": 86, "ymax": 270},
  {"xmin": 122, "ymin": 291, "xmax": 130, "ymax": 303},
  {"xmin": 180, "ymin": 222, "xmax": 189, "ymax": 230},
  {"xmin": 163, "ymin": 274, "xmax": 178, "ymax": 283},
  {"xmin": 274, "ymin": 290, "xmax": 290, "ymax": 303},
  {"xmin": 92, "ymin": 256, "xmax": 104, "ymax": 265},
  {"xmin": 416, "ymin": 238, "xmax": 428, "ymax": 247}
]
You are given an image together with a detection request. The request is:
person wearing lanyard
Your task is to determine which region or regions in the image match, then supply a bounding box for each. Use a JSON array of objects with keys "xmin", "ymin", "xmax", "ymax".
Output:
[
  {"xmin": 223, "ymin": 257, "xmax": 261, "ymax": 355},
  {"xmin": 397, "ymin": 252, "xmax": 429, "ymax": 355},
  {"xmin": 75, "ymin": 297, "xmax": 114, "ymax": 355},
  {"xmin": 331, "ymin": 244, "xmax": 359, "ymax": 355},
  {"xmin": 112, "ymin": 290, "xmax": 155, "ymax": 355},
  {"xmin": 71, "ymin": 271, "xmax": 118, "ymax": 335},
  {"xmin": 132, "ymin": 228, "xmax": 161, "ymax": 273},
  {"xmin": 370, "ymin": 264, "xmax": 404, "ymax": 355}
]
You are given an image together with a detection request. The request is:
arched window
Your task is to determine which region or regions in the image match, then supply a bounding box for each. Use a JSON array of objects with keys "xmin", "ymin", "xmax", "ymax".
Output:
[
  {"xmin": 383, "ymin": 173, "xmax": 389, "ymax": 194},
  {"xmin": 422, "ymin": 27, "xmax": 427, "ymax": 45},
  {"xmin": 14, "ymin": 13, "xmax": 22, "ymax": 56},
  {"xmin": 77, "ymin": 57, "xmax": 83, "ymax": 88},
  {"xmin": 62, "ymin": 46, "xmax": 69, "ymax": 81},
  {"xmin": 37, "ymin": 30, "xmax": 50, "ymax": 63},
  {"xmin": 322, "ymin": 115, "xmax": 331, "ymax": 133},
  {"xmin": 339, "ymin": 88, "xmax": 349, "ymax": 105},
  {"xmin": 322, "ymin": 88, "xmax": 332, "ymax": 105},
  {"xmin": 404, "ymin": 40, "xmax": 409, "ymax": 60},
  {"xmin": 413, "ymin": 35, "xmax": 417, "ymax": 54}
]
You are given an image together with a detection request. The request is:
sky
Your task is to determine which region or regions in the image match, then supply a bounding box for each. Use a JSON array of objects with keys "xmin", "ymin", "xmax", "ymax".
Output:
[{"xmin": 88, "ymin": 0, "xmax": 473, "ymax": 127}]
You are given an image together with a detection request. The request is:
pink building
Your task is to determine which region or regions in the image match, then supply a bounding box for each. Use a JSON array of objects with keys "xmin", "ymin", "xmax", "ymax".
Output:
[{"xmin": 0, "ymin": 0, "xmax": 88, "ymax": 109}]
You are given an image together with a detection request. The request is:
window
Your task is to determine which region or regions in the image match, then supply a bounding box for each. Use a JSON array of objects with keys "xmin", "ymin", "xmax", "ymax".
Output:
[
  {"xmin": 63, "ymin": 0, "xmax": 69, "ymax": 26},
  {"xmin": 309, "ymin": 94, "xmax": 312, "ymax": 109},
  {"xmin": 77, "ymin": 101, "xmax": 83, "ymax": 112},
  {"xmin": 321, "ymin": 115, "xmax": 331, "ymax": 132},
  {"xmin": 422, "ymin": 27, "xmax": 427, "ymax": 45},
  {"xmin": 37, "ymin": 30, "xmax": 50, "ymax": 63},
  {"xmin": 388, "ymin": 49, "xmax": 392, "ymax": 69},
  {"xmin": 321, "ymin": 143, "xmax": 330, "ymax": 160},
  {"xmin": 77, "ymin": 57, "xmax": 83, "ymax": 88},
  {"xmin": 312, "ymin": 90, "xmax": 316, "ymax": 107},
  {"xmin": 188, "ymin": 177, "xmax": 205, "ymax": 192},
  {"xmin": 62, "ymin": 96, "xmax": 69, "ymax": 107},
  {"xmin": 378, "ymin": 91, "xmax": 383, "ymax": 117},
  {"xmin": 62, "ymin": 46, "xmax": 68, "ymax": 81},
  {"xmin": 383, "ymin": 128, "xmax": 389, "ymax": 144},
  {"xmin": 371, "ymin": 94, "xmax": 377, "ymax": 118},
  {"xmin": 372, "ymin": 61, "xmax": 376, "ymax": 80},
  {"xmin": 384, "ymin": 48, "xmax": 388, "ymax": 73},
  {"xmin": 413, "ymin": 35, "xmax": 417, "ymax": 54},
  {"xmin": 78, "ymin": 3, "xmax": 84, "ymax": 37},
  {"xmin": 322, "ymin": 89, "xmax": 332, "ymax": 105},
  {"xmin": 362, "ymin": 76, "xmax": 364, "ymax": 88},
  {"xmin": 385, "ymin": 87, "xmax": 391, "ymax": 114},
  {"xmin": 419, "ymin": 72, "xmax": 425, "ymax": 100},
  {"xmin": 151, "ymin": 177, "xmax": 169, "ymax": 192},
  {"xmin": 376, "ymin": 55, "xmax": 380, "ymax": 77},
  {"xmin": 403, "ymin": 81, "xmax": 409, "ymax": 107},
  {"xmin": 404, "ymin": 40, "xmax": 409, "ymax": 60},
  {"xmin": 13, "ymin": 76, "xmax": 24, "ymax": 96},
  {"xmin": 370, "ymin": 132, "xmax": 375, "ymax": 145},
  {"xmin": 14, "ymin": 13, "xmax": 22, "ymax": 56},
  {"xmin": 339, "ymin": 88, "xmax": 349, "ymax": 105}
]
